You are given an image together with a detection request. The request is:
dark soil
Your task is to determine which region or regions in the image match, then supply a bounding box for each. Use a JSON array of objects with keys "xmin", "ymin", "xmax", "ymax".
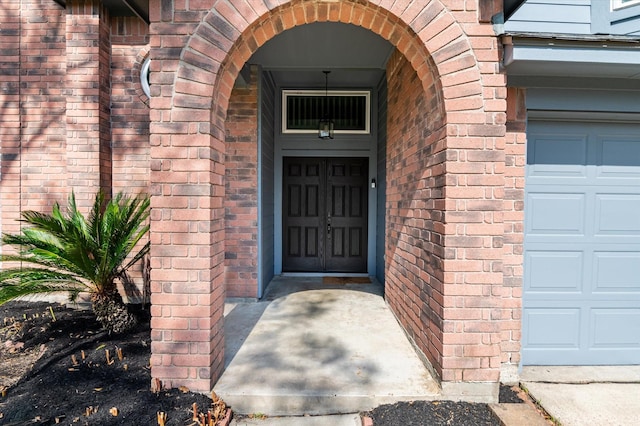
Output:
[
  {"xmin": 0, "ymin": 301, "xmax": 218, "ymax": 425},
  {"xmin": 232, "ymin": 385, "xmax": 526, "ymax": 424},
  {"xmin": 1, "ymin": 300, "xmax": 527, "ymax": 426},
  {"xmin": 365, "ymin": 400, "xmax": 500, "ymax": 426},
  {"xmin": 499, "ymin": 384, "xmax": 525, "ymax": 404},
  {"xmin": 364, "ymin": 384, "xmax": 525, "ymax": 425}
]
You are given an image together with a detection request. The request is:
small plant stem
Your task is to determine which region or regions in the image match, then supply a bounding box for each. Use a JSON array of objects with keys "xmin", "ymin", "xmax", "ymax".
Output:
[{"xmin": 105, "ymin": 349, "xmax": 114, "ymax": 365}]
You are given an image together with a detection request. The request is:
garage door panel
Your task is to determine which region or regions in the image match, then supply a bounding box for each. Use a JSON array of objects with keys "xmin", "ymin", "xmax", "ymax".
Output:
[
  {"xmin": 526, "ymin": 193, "xmax": 585, "ymax": 235},
  {"xmin": 593, "ymin": 252, "xmax": 640, "ymax": 293},
  {"xmin": 598, "ymin": 137, "xmax": 640, "ymax": 169},
  {"xmin": 595, "ymin": 194, "xmax": 640, "ymax": 235},
  {"xmin": 524, "ymin": 308, "xmax": 581, "ymax": 348},
  {"xmin": 525, "ymin": 251, "xmax": 583, "ymax": 293},
  {"xmin": 590, "ymin": 309, "xmax": 640, "ymax": 348},
  {"xmin": 524, "ymin": 121, "xmax": 640, "ymax": 366},
  {"xmin": 527, "ymin": 134, "xmax": 588, "ymax": 172}
]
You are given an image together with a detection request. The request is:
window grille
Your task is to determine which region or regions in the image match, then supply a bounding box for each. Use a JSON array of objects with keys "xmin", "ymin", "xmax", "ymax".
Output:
[{"xmin": 282, "ymin": 90, "xmax": 370, "ymax": 134}]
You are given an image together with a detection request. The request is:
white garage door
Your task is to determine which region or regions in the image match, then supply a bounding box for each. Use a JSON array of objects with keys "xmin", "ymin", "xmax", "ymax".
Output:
[{"xmin": 523, "ymin": 121, "xmax": 640, "ymax": 365}]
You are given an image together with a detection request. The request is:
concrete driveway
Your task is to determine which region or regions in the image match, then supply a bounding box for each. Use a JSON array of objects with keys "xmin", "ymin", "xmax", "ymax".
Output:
[{"xmin": 522, "ymin": 366, "xmax": 640, "ymax": 426}]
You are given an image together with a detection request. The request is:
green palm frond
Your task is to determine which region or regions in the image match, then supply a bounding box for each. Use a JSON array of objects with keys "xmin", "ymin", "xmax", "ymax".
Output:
[
  {"xmin": 0, "ymin": 267, "xmax": 84, "ymax": 304},
  {"xmin": 0, "ymin": 190, "xmax": 150, "ymax": 304}
]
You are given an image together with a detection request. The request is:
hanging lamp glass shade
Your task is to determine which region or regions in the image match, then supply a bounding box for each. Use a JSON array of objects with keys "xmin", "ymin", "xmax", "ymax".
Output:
[
  {"xmin": 318, "ymin": 118, "xmax": 334, "ymax": 139},
  {"xmin": 318, "ymin": 70, "xmax": 334, "ymax": 140}
]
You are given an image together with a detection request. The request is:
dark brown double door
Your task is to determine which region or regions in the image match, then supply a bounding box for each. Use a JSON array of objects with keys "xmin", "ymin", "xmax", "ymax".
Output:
[{"xmin": 283, "ymin": 157, "xmax": 368, "ymax": 273}]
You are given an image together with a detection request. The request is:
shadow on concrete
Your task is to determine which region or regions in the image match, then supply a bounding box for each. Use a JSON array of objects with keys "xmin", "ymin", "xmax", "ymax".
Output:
[{"xmin": 216, "ymin": 276, "xmax": 440, "ymax": 416}]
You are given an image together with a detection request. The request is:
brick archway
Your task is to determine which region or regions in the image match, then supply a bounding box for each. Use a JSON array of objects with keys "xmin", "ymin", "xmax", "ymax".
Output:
[{"xmin": 150, "ymin": 0, "xmax": 506, "ymax": 394}]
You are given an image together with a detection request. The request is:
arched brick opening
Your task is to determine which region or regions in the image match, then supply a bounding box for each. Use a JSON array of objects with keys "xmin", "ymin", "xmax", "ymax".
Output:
[{"xmin": 149, "ymin": 0, "xmax": 507, "ymax": 394}]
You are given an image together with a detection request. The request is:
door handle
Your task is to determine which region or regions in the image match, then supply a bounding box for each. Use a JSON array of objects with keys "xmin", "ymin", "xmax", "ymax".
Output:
[{"xmin": 327, "ymin": 223, "xmax": 331, "ymax": 234}]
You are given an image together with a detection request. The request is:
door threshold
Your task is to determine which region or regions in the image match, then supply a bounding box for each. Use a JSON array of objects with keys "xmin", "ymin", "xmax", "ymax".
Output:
[{"xmin": 280, "ymin": 272, "xmax": 370, "ymax": 278}]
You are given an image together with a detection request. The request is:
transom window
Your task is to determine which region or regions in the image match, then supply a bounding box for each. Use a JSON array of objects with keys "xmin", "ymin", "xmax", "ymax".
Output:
[{"xmin": 282, "ymin": 90, "xmax": 370, "ymax": 134}]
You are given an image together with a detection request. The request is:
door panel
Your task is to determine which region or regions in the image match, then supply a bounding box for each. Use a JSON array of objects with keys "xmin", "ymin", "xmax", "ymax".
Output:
[
  {"xmin": 282, "ymin": 157, "xmax": 368, "ymax": 273},
  {"xmin": 283, "ymin": 158, "xmax": 325, "ymax": 271},
  {"xmin": 326, "ymin": 158, "xmax": 368, "ymax": 272}
]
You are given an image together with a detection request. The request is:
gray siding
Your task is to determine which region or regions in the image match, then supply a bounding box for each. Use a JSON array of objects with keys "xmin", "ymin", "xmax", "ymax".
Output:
[
  {"xmin": 259, "ymin": 70, "xmax": 276, "ymax": 296},
  {"xmin": 527, "ymin": 87, "xmax": 640, "ymax": 113},
  {"xmin": 592, "ymin": 0, "xmax": 640, "ymax": 34},
  {"xmin": 376, "ymin": 76, "xmax": 387, "ymax": 284},
  {"xmin": 505, "ymin": 0, "xmax": 591, "ymax": 34},
  {"xmin": 505, "ymin": 0, "xmax": 640, "ymax": 36}
]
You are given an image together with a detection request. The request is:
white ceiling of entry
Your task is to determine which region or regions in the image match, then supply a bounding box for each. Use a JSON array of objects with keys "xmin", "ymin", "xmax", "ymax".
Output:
[{"xmin": 248, "ymin": 22, "xmax": 395, "ymax": 88}]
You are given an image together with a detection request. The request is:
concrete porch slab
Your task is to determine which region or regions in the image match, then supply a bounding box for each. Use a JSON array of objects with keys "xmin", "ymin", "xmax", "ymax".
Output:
[{"xmin": 214, "ymin": 277, "xmax": 440, "ymax": 416}]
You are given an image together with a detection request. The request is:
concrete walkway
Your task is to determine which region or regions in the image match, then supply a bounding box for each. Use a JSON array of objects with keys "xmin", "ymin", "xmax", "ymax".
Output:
[
  {"xmin": 522, "ymin": 366, "xmax": 640, "ymax": 426},
  {"xmin": 215, "ymin": 277, "xmax": 440, "ymax": 416},
  {"xmin": 231, "ymin": 414, "xmax": 362, "ymax": 426}
]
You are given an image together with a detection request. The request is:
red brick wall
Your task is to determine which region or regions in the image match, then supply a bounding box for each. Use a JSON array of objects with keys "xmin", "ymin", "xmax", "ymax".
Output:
[
  {"xmin": 0, "ymin": 0, "xmax": 67, "ymax": 240},
  {"xmin": 224, "ymin": 67, "xmax": 259, "ymax": 299},
  {"xmin": 0, "ymin": 3, "xmax": 150, "ymax": 216},
  {"xmin": 111, "ymin": 17, "xmax": 150, "ymax": 198},
  {"xmin": 110, "ymin": 17, "xmax": 151, "ymax": 302},
  {"xmin": 385, "ymin": 7, "xmax": 506, "ymax": 387},
  {"xmin": 385, "ymin": 49, "xmax": 448, "ymax": 380},
  {"xmin": 110, "ymin": 17, "xmax": 151, "ymax": 303},
  {"xmin": 0, "ymin": 0, "xmax": 23, "ymax": 239}
]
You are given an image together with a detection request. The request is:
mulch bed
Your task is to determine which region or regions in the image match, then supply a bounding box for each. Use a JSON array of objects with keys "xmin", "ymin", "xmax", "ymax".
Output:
[
  {"xmin": 1, "ymin": 300, "xmax": 527, "ymax": 426},
  {"xmin": 364, "ymin": 400, "xmax": 500, "ymax": 426},
  {"xmin": 363, "ymin": 384, "xmax": 525, "ymax": 426},
  {"xmin": 0, "ymin": 301, "xmax": 221, "ymax": 425}
]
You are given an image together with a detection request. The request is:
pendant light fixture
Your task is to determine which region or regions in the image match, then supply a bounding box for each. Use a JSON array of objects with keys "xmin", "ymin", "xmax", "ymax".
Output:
[{"xmin": 318, "ymin": 70, "xmax": 334, "ymax": 140}]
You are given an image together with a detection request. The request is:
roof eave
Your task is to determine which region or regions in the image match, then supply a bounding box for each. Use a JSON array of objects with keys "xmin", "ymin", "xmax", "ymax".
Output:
[{"xmin": 504, "ymin": 0, "xmax": 527, "ymax": 21}]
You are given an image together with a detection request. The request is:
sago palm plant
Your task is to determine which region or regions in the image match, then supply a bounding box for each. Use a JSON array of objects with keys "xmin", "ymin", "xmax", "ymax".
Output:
[{"xmin": 0, "ymin": 191, "xmax": 150, "ymax": 333}]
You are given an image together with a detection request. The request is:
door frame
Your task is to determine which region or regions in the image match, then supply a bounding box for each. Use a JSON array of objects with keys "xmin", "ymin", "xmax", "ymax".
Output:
[
  {"xmin": 271, "ymin": 89, "xmax": 378, "ymax": 277},
  {"xmin": 275, "ymin": 151, "xmax": 377, "ymax": 276}
]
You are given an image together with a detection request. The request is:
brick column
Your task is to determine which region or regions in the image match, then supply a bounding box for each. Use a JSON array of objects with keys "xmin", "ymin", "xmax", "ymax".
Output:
[
  {"xmin": 500, "ymin": 87, "xmax": 527, "ymax": 382},
  {"xmin": 148, "ymin": 0, "xmax": 225, "ymax": 392},
  {"xmin": 66, "ymin": 0, "xmax": 112, "ymax": 207}
]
